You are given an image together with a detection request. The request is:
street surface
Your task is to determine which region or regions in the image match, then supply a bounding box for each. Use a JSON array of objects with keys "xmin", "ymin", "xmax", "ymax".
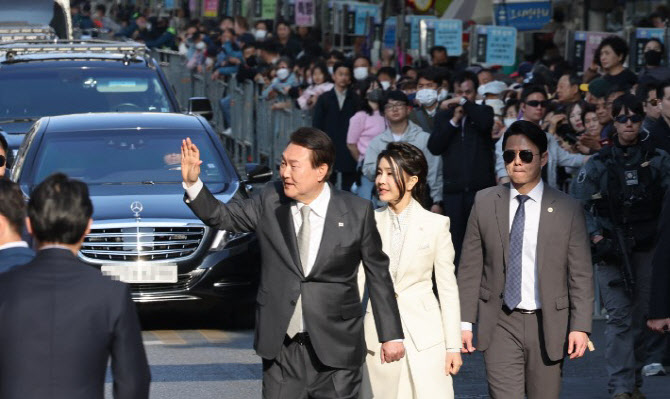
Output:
[{"xmin": 105, "ymin": 308, "xmax": 670, "ymax": 399}]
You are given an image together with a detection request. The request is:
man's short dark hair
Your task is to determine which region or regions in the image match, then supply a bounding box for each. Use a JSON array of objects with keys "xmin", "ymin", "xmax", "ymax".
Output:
[
  {"xmin": 0, "ymin": 180, "xmax": 25, "ymax": 235},
  {"xmin": 289, "ymin": 128, "xmax": 335, "ymax": 179},
  {"xmin": 612, "ymin": 93, "xmax": 645, "ymax": 118},
  {"xmin": 595, "ymin": 35, "xmax": 629, "ymax": 66},
  {"xmin": 656, "ymin": 80, "xmax": 670, "ymax": 100},
  {"xmin": 452, "ymin": 70, "xmax": 479, "ymax": 92},
  {"xmin": 332, "ymin": 61, "xmax": 352, "ymax": 77},
  {"xmin": 327, "ymin": 50, "xmax": 345, "ymax": 62},
  {"xmin": 27, "ymin": 173, "xmax": 93, "ymax": 245},
  {"xmin": 259, "ymin": 40, "xmax": 280, "ymax": 54},
  {"xmin": 95, "ymin": 4, "xmax": 106, "ymax": 14},
  {"xmin": 636, "ymin": 81, "xmax": 659, "ymax": 102},
  {"xmin": 380, "ymin": 90, "xmax": 409, "ymax": 111},
  {"xmin": 429, "ymin": 45, "xmax": 447, "ymax": 59},
  {"xmin": 478, "ymin": 68, "xmax": 493, "ymax": 77},
  {"xmin": 562, "ymin": 73, "xmax": 581, "ymax": 87},
  {"xmin": 520, "ymin": 85, "xmax": 548, "ymax": 103},
  {"xmin": 377, "ymin": 67, "xmax": 396, "ymax": 80},
  {"xmin": 416, "ymin": 67, "xmax": 443, "ymax": 86},
  {"xmin": 502, "ymin": 120, "xmax": 548, "ymax": 154}
]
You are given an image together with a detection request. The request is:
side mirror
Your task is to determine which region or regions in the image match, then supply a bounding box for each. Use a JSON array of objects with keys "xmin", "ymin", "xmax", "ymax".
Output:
[
  {"xmin": 188, "ymin": 97, "xmax": 214, "ymax": 121},
  {"xmin": 244, "ymin": 163, "xmax": 273, "ymax": 184}
]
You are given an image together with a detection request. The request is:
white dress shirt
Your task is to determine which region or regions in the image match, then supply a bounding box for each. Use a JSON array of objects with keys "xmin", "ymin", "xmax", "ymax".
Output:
[
  {"xmin": 462, "ymin": 180, "xmax": 544, "ymax": 331},
  {"xmin": 0, "ymin": 241, "xmax": 29, "ymax": 251},
  {"xmin": 291, "ymin": 184, "xmax": 330, "ymax": 277},
  {"xmin": 335, "ymin": 88, "xmax": 347, "ymax": 110},
  {"xmin": 509, "ymin": 180, "xmax": 543, "ymax": 310}
]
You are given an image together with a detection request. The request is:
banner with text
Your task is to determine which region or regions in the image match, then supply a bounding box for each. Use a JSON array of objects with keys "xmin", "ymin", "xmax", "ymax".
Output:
[
  {"xmin": 473, "ymin": 25, "xmax": 517, "ymax": 66},
  {"xmin": 493, "ymin": 0, "xmax": 552, "ymax": 31},
  {"xmin": 420, "ymin": 19, "xmax": 462, "ymax": 58},
  {"xmin": 295, "ymin": 0, "xmax": 315, "ymax": 26}
]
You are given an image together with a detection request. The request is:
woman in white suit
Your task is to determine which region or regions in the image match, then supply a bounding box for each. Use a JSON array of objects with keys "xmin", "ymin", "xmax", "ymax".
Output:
[{"xmin": 359, "ymin": 142, "xmax": 462, "ymax": 399}]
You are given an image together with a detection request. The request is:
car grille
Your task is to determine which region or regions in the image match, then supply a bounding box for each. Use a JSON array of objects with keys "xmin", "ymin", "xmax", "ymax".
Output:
[{"xmin": 81, "ymin": 226, "xmax": 206, "ymax": 262}]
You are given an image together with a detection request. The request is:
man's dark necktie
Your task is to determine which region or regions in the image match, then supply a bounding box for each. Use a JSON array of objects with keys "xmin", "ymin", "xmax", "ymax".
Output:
[{"xmin": 504, "ymin": 195, "xmax": 530, "ymax": 310}]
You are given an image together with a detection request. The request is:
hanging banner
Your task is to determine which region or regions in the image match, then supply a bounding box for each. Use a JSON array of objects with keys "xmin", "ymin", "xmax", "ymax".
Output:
[
  {"xmin": 333, "ymin": 2, "xmax": 381, "ymax": 36},
  {"xmin": 261, "ymin": 0, "xmax": 276, "ymax": 19},
  {"xmin": 295, "ymin": 0, "xmax": 315, "ymax": 26},
  {"xmin": 383, "ymin": 17, "xmax": 396, "ymax": 50},
  {"xmin": 631, "ymin": 28, "xmax": 666, "ymax": 71},
  {"xmin": 405, "ymin": 15, "xmax": 436, "ymax": 50},
  {"xmin": 203, "ymin": 0, "xmax": 219, "ymax": 17},
  {"xmin": 420, "ymin": 18, "xmax": 462, "ymax": 58},
  {"xmin": 473, "ymin": 25, "xmax": 517, "ymax": 66},
  {"xmin": 493, "ymin": 0, "xmax": 552, "ymax": 31}
]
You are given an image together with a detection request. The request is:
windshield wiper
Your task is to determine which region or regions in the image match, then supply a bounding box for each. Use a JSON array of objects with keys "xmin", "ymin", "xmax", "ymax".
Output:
[{"xmin": 0, "ymin": 117, "xmax": 39, "ymax": 124}]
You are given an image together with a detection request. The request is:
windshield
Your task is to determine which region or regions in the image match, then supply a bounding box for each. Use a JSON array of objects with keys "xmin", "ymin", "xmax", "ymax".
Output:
[
  {"xmin": 30, "ymin": 129, "xmax": 231, "ymax": 185},
  {"xmin": 0, "ymin": 67, "xmax": 173, "ymax": 120}
]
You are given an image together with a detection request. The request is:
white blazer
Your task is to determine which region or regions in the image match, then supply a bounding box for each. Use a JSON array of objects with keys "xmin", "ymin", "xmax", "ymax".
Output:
[{"xmin": 358, "ymin": 200, "xmax": 461, "ymax": 398}]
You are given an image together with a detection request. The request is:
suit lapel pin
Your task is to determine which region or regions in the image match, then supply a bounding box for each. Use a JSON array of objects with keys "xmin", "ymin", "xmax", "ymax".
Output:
[
  {"xmin": 548, "ymin": 207, "xmax": 554, "ymax": 213},
  {"xmin": 338, "ymin": 222, "xmax": 344, "ymax": 227}
]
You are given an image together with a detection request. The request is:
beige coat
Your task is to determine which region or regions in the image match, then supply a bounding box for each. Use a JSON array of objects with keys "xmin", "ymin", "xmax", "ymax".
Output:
[{"xmin": 358, "ymin": 200, "xmax": 461, "ymax": 398}]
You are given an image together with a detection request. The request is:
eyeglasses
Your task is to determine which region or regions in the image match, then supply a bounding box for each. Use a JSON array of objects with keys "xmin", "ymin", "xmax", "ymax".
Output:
[
  {"xmin": 614, "ymin": 114, "xmax": 643, "ymax": 124},
  {"xmin": 384, "ymin": 102, "xmax": 406, "ymax": 111},
  {"xmin": 525, "ymin": 100, "xmax": 549, "ymax": 108},
  {"xmin": 0, "ymin": 155, "xmax": 4, "ymax": 167},
  {"xmin": 503, "ymin": 149, "xmax": 540, "ymax": 164}
]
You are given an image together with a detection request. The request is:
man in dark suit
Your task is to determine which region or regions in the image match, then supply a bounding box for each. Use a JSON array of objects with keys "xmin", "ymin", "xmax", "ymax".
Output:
[
  {"xmin": 181, "ymin": 128, "xmax": 404, "ymax": 398},
  {"xmin": 0, "ymin": 173, "xmax": 151, "ymax": 399},
  {"xmin": 312, "ymin": 62, "xmax": 361, "ymax": 191},
  {"xmin": 0, "ymin": 180, "xmax": 34, "ymax": 273},
  {"xmin": 458, "ymin": 121, "xmax": 594, "ymax": 399},
  {"xmin": 648, "ymin": 192, "xmax": 670, "ymax": 333},
  {"xmin": 428, "ymin": 70, "xmax": 496, "ymax": 265}
]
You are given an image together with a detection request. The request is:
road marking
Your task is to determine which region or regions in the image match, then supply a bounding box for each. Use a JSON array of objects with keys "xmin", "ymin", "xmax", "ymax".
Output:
[
  {"xmin": 198, "ymin": 329, "xmax": 231, "ymax": 344},
  {"xmin": 151, "ymin": 330, "xmax": 187, "ymax": 345}
]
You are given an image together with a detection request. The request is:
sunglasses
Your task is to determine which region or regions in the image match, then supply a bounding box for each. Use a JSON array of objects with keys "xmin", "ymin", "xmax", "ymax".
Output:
[
  {"xmin": 0, "ymin": 155, "xmax": 4, "ymax": 167},
  {"xmin": 525, "ymin": 100, "xmax": 549, "ymax": 108},
  {"xmin": 503, "ymin": 150, "xmax": 539, "ymax": 164},
  {"xmin": 614, "ymin": 114, "xmax": 643, "ymax": 124}
]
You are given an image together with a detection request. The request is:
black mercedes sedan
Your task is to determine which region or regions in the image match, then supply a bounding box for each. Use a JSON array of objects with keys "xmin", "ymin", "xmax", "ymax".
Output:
[{"xmin": 10, "ymin": 112, "xmax": 269, "ymax": 315}]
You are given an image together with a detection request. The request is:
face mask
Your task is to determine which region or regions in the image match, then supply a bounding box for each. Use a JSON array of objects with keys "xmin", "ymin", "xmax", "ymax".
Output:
[
  {"xmin": 353, "ymin": 67, "xmax": 368, "ymax": 81},
  {"xmin": 644, "ymin": 50, "xmax": 663, "ymax": 67},
  {"xmin": 406, "ymin": 92, "xmax": 416, "ymax": 103},
  {"xmin": 254, "ymin": 29, "xmax": 267, "ymax": 40},
  {"xmin": 366, "ymin": 88, "xmax": 384, "ymax": 102},
  {"xmin": 245, "ymin": 56, "xmax": 257, "ymax": 67},
  {"xmin": 276, "ymin": 68, "xmax": 290, "ymax": 81},
  {"xmin": 380, "ymin": 81, "xmax": 391, "ymax": 90},
  {"xmin": 327, "ymin": 66, "xmax": 334, "ymax": 76},
  {"xmin": 195, "ymin": 41, "xmax": 206, "ymax": 50},
  {"xmin": 437, "ymin": 89, "xmax": 448, "ymax": 102},
  {"xmin": 307, "ymin": 77, "xmax": 313, "ymax": 85},
  {"xmin": 504, "ymin": 117, "xmax": 517, "ymax": 128},
  {"xmin": 415, "ymin": 89, "xmax": 438, "ymax": 106}
]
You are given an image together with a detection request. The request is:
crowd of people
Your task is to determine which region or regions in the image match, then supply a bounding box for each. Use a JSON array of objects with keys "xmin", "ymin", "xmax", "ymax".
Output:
[{"xmin": 0, "ymin": 2, "xmax": 666, "ymax": 399}]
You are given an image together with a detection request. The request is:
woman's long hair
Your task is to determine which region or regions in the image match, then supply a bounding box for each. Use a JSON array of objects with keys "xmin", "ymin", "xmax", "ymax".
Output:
[{"xmin": 376, "ymin": 142, "xmax": 429, "ymax": 207}]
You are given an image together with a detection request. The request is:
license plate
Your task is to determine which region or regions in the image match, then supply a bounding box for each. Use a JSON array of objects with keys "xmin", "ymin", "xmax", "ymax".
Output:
[{"xmin": 101, "ymin": 263, "xmax": 178, "ymax": 283}]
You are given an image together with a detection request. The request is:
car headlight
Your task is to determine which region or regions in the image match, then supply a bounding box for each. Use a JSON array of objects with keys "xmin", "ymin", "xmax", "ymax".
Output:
[{"xmin": 209, "ymin": 230, "xmax": 250, "ymax": 251}]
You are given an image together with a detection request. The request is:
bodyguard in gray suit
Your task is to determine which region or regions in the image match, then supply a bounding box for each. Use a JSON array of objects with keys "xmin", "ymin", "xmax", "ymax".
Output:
[
  {"xmin": 458, "ymin": 121, "xmax": 594, "ymax": 399},
  {"xmin": 181, "ymin": 128, "xmax": 405, "ymax": 398}
]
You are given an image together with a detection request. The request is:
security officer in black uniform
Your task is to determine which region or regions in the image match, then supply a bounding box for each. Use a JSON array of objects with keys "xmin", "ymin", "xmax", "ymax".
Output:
[{"xmin": 571, "ymin": 94, "xmax": 670, "ymax": 399}]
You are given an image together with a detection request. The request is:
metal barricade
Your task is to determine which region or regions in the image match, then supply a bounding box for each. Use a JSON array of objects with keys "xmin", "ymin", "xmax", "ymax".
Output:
[{"xmin": 151, "ymin": 48, "xmax": 316, "ymax": 170}]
